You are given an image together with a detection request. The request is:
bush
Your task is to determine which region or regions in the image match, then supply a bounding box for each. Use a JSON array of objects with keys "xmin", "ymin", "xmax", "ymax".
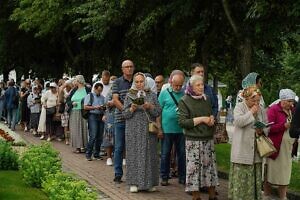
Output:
[
  {"xmin": 20, "ymin": 142, "xmax": 62, "ymax": 187},
  {"xmin": 42, "ymin": 172, "xmax": 98, "ymax": 200},
  {"xmin": 0, "ymin": 140, "xmax": 19, "ymax": 170}
]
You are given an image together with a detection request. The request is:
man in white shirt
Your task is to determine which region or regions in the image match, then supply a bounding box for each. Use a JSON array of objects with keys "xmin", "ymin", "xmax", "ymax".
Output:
[{"xmin": 93, "ymin": 70, "xmax": 112, "ymax": 98}]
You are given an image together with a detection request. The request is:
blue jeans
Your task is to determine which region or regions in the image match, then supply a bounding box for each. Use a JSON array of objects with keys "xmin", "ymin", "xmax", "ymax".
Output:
[
  {"xmin": 160, "ymin": 133, "xmax": 186, "ymax": 181},
  {"xmin": 114, "ymin": 122, "xmax": 125, "ymax": 177},
  {"xmin": 7, "ymin": 108, "xmax": 17, "ymax": 130},
  {"xmin": 86, "ymin": 114, "xmax": 104, "ymax": 158}
]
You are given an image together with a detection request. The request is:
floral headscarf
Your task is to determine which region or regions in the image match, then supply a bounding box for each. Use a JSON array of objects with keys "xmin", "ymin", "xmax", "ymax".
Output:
[{"xmin": 242, "ymin": 72, "xmax": 259, "ymax": 89}]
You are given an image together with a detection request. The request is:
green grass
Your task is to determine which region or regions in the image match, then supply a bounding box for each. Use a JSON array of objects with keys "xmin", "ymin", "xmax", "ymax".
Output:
[
  {"xmin": 215, "ymin": 143, "xmax": 300, "ymax": 193},
  {"xmin": 290, "ymin": 161, "xmax": 300, "ymax": 192},
  {"xmin": 0, "ymin": 170, "xmax": 48, "ymax": 200},
  {"xmin": 215, "ymin": 143, "xmax": 231, "ymax": 172}
]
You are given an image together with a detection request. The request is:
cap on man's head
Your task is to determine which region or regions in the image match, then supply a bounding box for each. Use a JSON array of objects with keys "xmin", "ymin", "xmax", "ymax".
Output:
[{"xmin": 49, "ymin": 82, "xmax": 57, "ymax": 88}]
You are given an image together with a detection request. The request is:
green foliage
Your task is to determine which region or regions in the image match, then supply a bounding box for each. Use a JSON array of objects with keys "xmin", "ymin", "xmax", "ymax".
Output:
[
  {"xmin": 20, "ymin": 142, "xmax": 61, "ymax": 188},
  {"xmin": 0, "ymin": 140, "xmax": 19, "ymax": 170},
  {"xmin": 42, "ymin": 172, "xmax": 97, "ymax": 200},
  {"xmin": 0, "ymin": 170, "xmax": 48, "ymax": 200},
  {"xmin": 10, "ymin": 0, "xmax": 65, "ymax": 37}
]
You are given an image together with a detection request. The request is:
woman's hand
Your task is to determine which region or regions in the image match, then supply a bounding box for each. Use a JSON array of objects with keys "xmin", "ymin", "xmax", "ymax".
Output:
[
  {"xmin": 130, "ymin": 103, "xmax": 138, "ymax": 113},
  {"xmin": 255, "ymin": 128, "xmax": 264, "ymax": 136},
  {"xmin": 207, "ymin": 115, "xmax": 215, "ymax": 127},
  {"xmin": 142, "ymin": 102, "xmax": 153, "ymax": 110},
  {"xmin": 157, "ymin": 129, "xmax": 164, "ymax": 139},
  {"xmin": 284, "ymin": 122, "xmax": 291, "ymax": 129},
  {"xmin": 250, "ymin": 105, "xmax": 259, "ymax": 116},
  {"xmin": 72, "ymin": 102, "xmax": 77, "ymax": 107},
  {"xmin": 193, "ymin": 116, "xmax": 209, "ymax": 126}
]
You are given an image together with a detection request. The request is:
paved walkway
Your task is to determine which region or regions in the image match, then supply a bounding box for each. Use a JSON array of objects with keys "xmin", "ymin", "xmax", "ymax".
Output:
[{"xmin": 13, "ymin": 125, "xmax": 229, "ymax": 200}]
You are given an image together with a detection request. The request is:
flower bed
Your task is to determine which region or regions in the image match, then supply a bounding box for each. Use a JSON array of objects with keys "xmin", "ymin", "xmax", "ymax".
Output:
[{"xmin": 0, "ymin": 128, "xmax": 15, "ymax": 142}]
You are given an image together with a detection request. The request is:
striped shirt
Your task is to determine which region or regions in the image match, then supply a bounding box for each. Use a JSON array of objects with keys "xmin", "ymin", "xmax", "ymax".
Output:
[{"xmin": 111, "ymin": 76, "xmax": 132, "ymax": 123}]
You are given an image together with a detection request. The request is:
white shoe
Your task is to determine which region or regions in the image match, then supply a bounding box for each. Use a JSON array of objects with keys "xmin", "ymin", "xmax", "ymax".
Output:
[
  {"xmin": 130, "ymin": 185, "xmax": 138, "ymax": 193},
  {"xmin": 148, "ymin": 187, "xmax": 157, "ymax": 192},
  {"xmin": 122, "ymin": 159, "xmax": 126, "ymax": 166},
  {"xmin": 40, "ymin": 135, "xmax": 45, "ymax": 140},
  {"xmin": 106, "ymin": 158, "xmax": 113, "ymax": 166},
  {"xmin": 47, "ymin": 137, "xmax": 52, "ymax": 142},
  {"xmin": 32, "ymin": 130, "xmax": 37, "ymax": 135}
]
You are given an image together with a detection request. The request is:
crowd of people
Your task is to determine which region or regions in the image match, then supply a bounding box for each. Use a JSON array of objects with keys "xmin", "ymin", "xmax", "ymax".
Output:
[{"xmin": 0, "ymin": 60, "xmax": 299, "ymax": 200}]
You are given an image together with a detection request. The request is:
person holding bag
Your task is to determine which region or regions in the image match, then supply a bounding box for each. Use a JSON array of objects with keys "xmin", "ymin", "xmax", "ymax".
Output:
[
  {"xmin": 42, "ymin": 82, "xmax": 59, "ymax": 141},
  {"xmin": 123, "ymin": 72, "xmax": 161, "ymax": 193},
  {"xmin": 264, "ymin": 89, "xmax": 296, "ymax": 200},
  {"xmin": 229, "ymin": 86, "xmax": 267, "ymax": 200}
]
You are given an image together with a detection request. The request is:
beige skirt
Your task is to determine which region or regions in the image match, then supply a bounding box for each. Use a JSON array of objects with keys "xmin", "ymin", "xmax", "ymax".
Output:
[{"xmin": 266, "ymin": 130, "xmax": 294, "ymax": 185}]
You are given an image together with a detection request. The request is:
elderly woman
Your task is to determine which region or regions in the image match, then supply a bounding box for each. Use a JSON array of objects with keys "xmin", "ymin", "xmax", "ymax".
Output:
[
  {"xmin": 123, "ymin": 72, "xmax": 161, "ymax": 193},
  {"xmin": 58, "ymin": 79, "xmax": 74, "ymax": 145},
  {"xmin": 229, "ymin": 86, "xmax": 267, "ymax": 200},
  {"xmin": 177, "ymin": 75, "xmax": 218, "ymax": 200},
  {"xmin": 41, "ymin": 82, "xmax": 59, "ymax": 141},
  {"xmin": 264, "ymin": 89, "xmax": 296, "ymax": 200},
  {"xmin": 68, "ymin": 75, "xmax": 90, "ymax": 153}
]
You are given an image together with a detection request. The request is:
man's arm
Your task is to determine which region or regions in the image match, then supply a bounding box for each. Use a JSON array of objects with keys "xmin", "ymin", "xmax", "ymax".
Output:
[{"xmin": 113, "ymin": 94, "xmax": 123, "ymax": 111}]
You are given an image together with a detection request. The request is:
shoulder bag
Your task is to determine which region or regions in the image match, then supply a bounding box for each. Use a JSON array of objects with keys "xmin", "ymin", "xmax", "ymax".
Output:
[{"xmin": 256, "ymin": 133, "xmax": 277, "ymax": 157}]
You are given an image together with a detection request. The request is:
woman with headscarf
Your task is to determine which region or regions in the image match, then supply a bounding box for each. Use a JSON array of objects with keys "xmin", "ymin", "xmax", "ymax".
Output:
[
  {"xmin": 177, "ymin": 75, "xmax": 218, "ymax": 200},
  {"xmin": 123, "ymin": 72, "xmax": 161, "ymax": 193},
  {"xmin": 68, "ymin": 75, "xmax": 90, "ymax": 153},
  {"xmin": 236, "ymin": 72, "xmax": 265, "ymax": 108},
  {"xmin": 264, "ymin": 89, "xmax": 296, "ymax": 200},
  {"xmin": 229, "ymin": 85, "xmax": 267, "ymax": 200}
]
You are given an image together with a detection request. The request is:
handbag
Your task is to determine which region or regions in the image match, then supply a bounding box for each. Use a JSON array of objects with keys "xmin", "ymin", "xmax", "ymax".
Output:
[
  {"xmin": 214, "ymin": 123, "xmax": 229, "ymax": 144},
  {"xmin": 143, "ymin": 109, "xmax": 158, "ymax": 135},
  {"xmin": 46, "ymin": 106, "xmax": 56, "ymax": 115},
  {"xmin": 256, "ymin": 133, "xmax": 277, "ymax": 157},
  {"xmin": 148, "ymin": 121, "xmax": 158, "ymax": 134},
  {"xmin": 58, "ymin": 102, "xmax": 65, "ymax": 114}
]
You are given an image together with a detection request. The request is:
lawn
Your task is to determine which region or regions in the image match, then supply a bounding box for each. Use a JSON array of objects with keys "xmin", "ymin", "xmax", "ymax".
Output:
[
  {"xmin": 215, "ymin": 143, "xmax": 300, "ymax": 193},
  {"xmin": 0, "ymin": 170, "xmax": 48, "ymax": 200}
]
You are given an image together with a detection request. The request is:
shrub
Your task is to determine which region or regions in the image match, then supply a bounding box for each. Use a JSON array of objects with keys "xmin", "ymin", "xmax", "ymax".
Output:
[
  {"xmin": 0, "ymin": 140, "xmax": 19, "ymax": 170},
  {"xmin": 20, "ymin": 142, "xmax": 62, "ymax": 187},
  {"xmin": 42, "ymin": 172, "xmax": 98, "ymax": 200}
]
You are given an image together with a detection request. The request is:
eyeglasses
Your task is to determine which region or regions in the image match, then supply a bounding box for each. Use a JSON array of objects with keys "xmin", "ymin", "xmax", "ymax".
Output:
[{"xmin": 122, "ymin": 65, "xmax": 134, "ymax": 69}]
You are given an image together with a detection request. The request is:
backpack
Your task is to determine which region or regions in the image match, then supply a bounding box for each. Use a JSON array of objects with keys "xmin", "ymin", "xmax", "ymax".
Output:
[{"xmin": 81, "ymin": 93, "xmax": 93, "ymax": 119}]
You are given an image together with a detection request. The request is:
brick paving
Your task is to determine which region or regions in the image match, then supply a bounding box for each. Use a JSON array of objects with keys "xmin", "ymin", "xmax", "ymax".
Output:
[{"xmin": 14, "ymin": 125, "xmax": 229, "ymax": 200}]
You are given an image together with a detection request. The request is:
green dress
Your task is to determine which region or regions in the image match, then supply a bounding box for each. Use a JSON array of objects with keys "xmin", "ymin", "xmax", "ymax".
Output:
[{"xmin": 228, "ymin": 163, "xmax": 262, "ymax": 200}]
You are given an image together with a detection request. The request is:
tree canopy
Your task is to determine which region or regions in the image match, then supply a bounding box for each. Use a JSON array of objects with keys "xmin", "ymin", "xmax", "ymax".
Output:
[{"xmin": 0, "ymin": 0, "xmax": 299, "ymax": 104}]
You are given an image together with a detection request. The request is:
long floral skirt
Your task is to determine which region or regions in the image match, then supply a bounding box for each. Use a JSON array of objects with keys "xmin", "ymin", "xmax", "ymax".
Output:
[
  {"xmin": 228, "ymin": 163, "xmax": 262, "ymax": 200},
  {"xmin": 185, "ymin": 139, "xmax": 219, "ymax": 192}
]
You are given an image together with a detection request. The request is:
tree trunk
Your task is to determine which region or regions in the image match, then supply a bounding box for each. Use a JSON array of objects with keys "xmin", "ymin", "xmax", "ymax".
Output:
[
  {"xmin": 238, "ymin": 37, "xmax": 252, "ymax": 77},
  {"xmin": 152, "ymin": 21, "xmax": 166, "ymax": 76}
]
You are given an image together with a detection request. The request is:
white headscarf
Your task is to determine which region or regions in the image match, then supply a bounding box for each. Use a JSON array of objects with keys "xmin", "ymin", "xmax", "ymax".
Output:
[{"xmin": 279, "ymin": 89, "xmax": 296, "ymax": 100}]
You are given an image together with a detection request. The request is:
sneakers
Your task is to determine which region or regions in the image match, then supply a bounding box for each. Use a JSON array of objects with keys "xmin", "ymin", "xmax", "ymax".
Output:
[
  {"xmin": 86, "ymin": 157, "xmax": 92, "ymax": 161},
  {"xmin": 130, "ymin": 185, "xmax": 138, "ymax": 193},
  {"xmin": 122, "ymin": 159, "xmax": 126, "ymax": 166},
  {"xmin": 47, "ymin": 137, "xmax": 52, "ymax": 142},
  {"xmin": 161, "ymin": 179, "xmax": 169, "ymax": 186},
  {"xmin": 113, "ymin": 176, "xmax": 122, "ymax": 184},
  {"xmin": 40, "ymin": 135, "xmax": 45, "ymax": 140},
  {"xmin": 94, "ymin": 156, "xmax": 103, "ymax": 160},
  {"xmin": 106, "ymin": 158, "xmax": 113, "ymax": 166},
  {"xmin": 148, "ymin": 187, "xmax": 157, "ymax": 192}
]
